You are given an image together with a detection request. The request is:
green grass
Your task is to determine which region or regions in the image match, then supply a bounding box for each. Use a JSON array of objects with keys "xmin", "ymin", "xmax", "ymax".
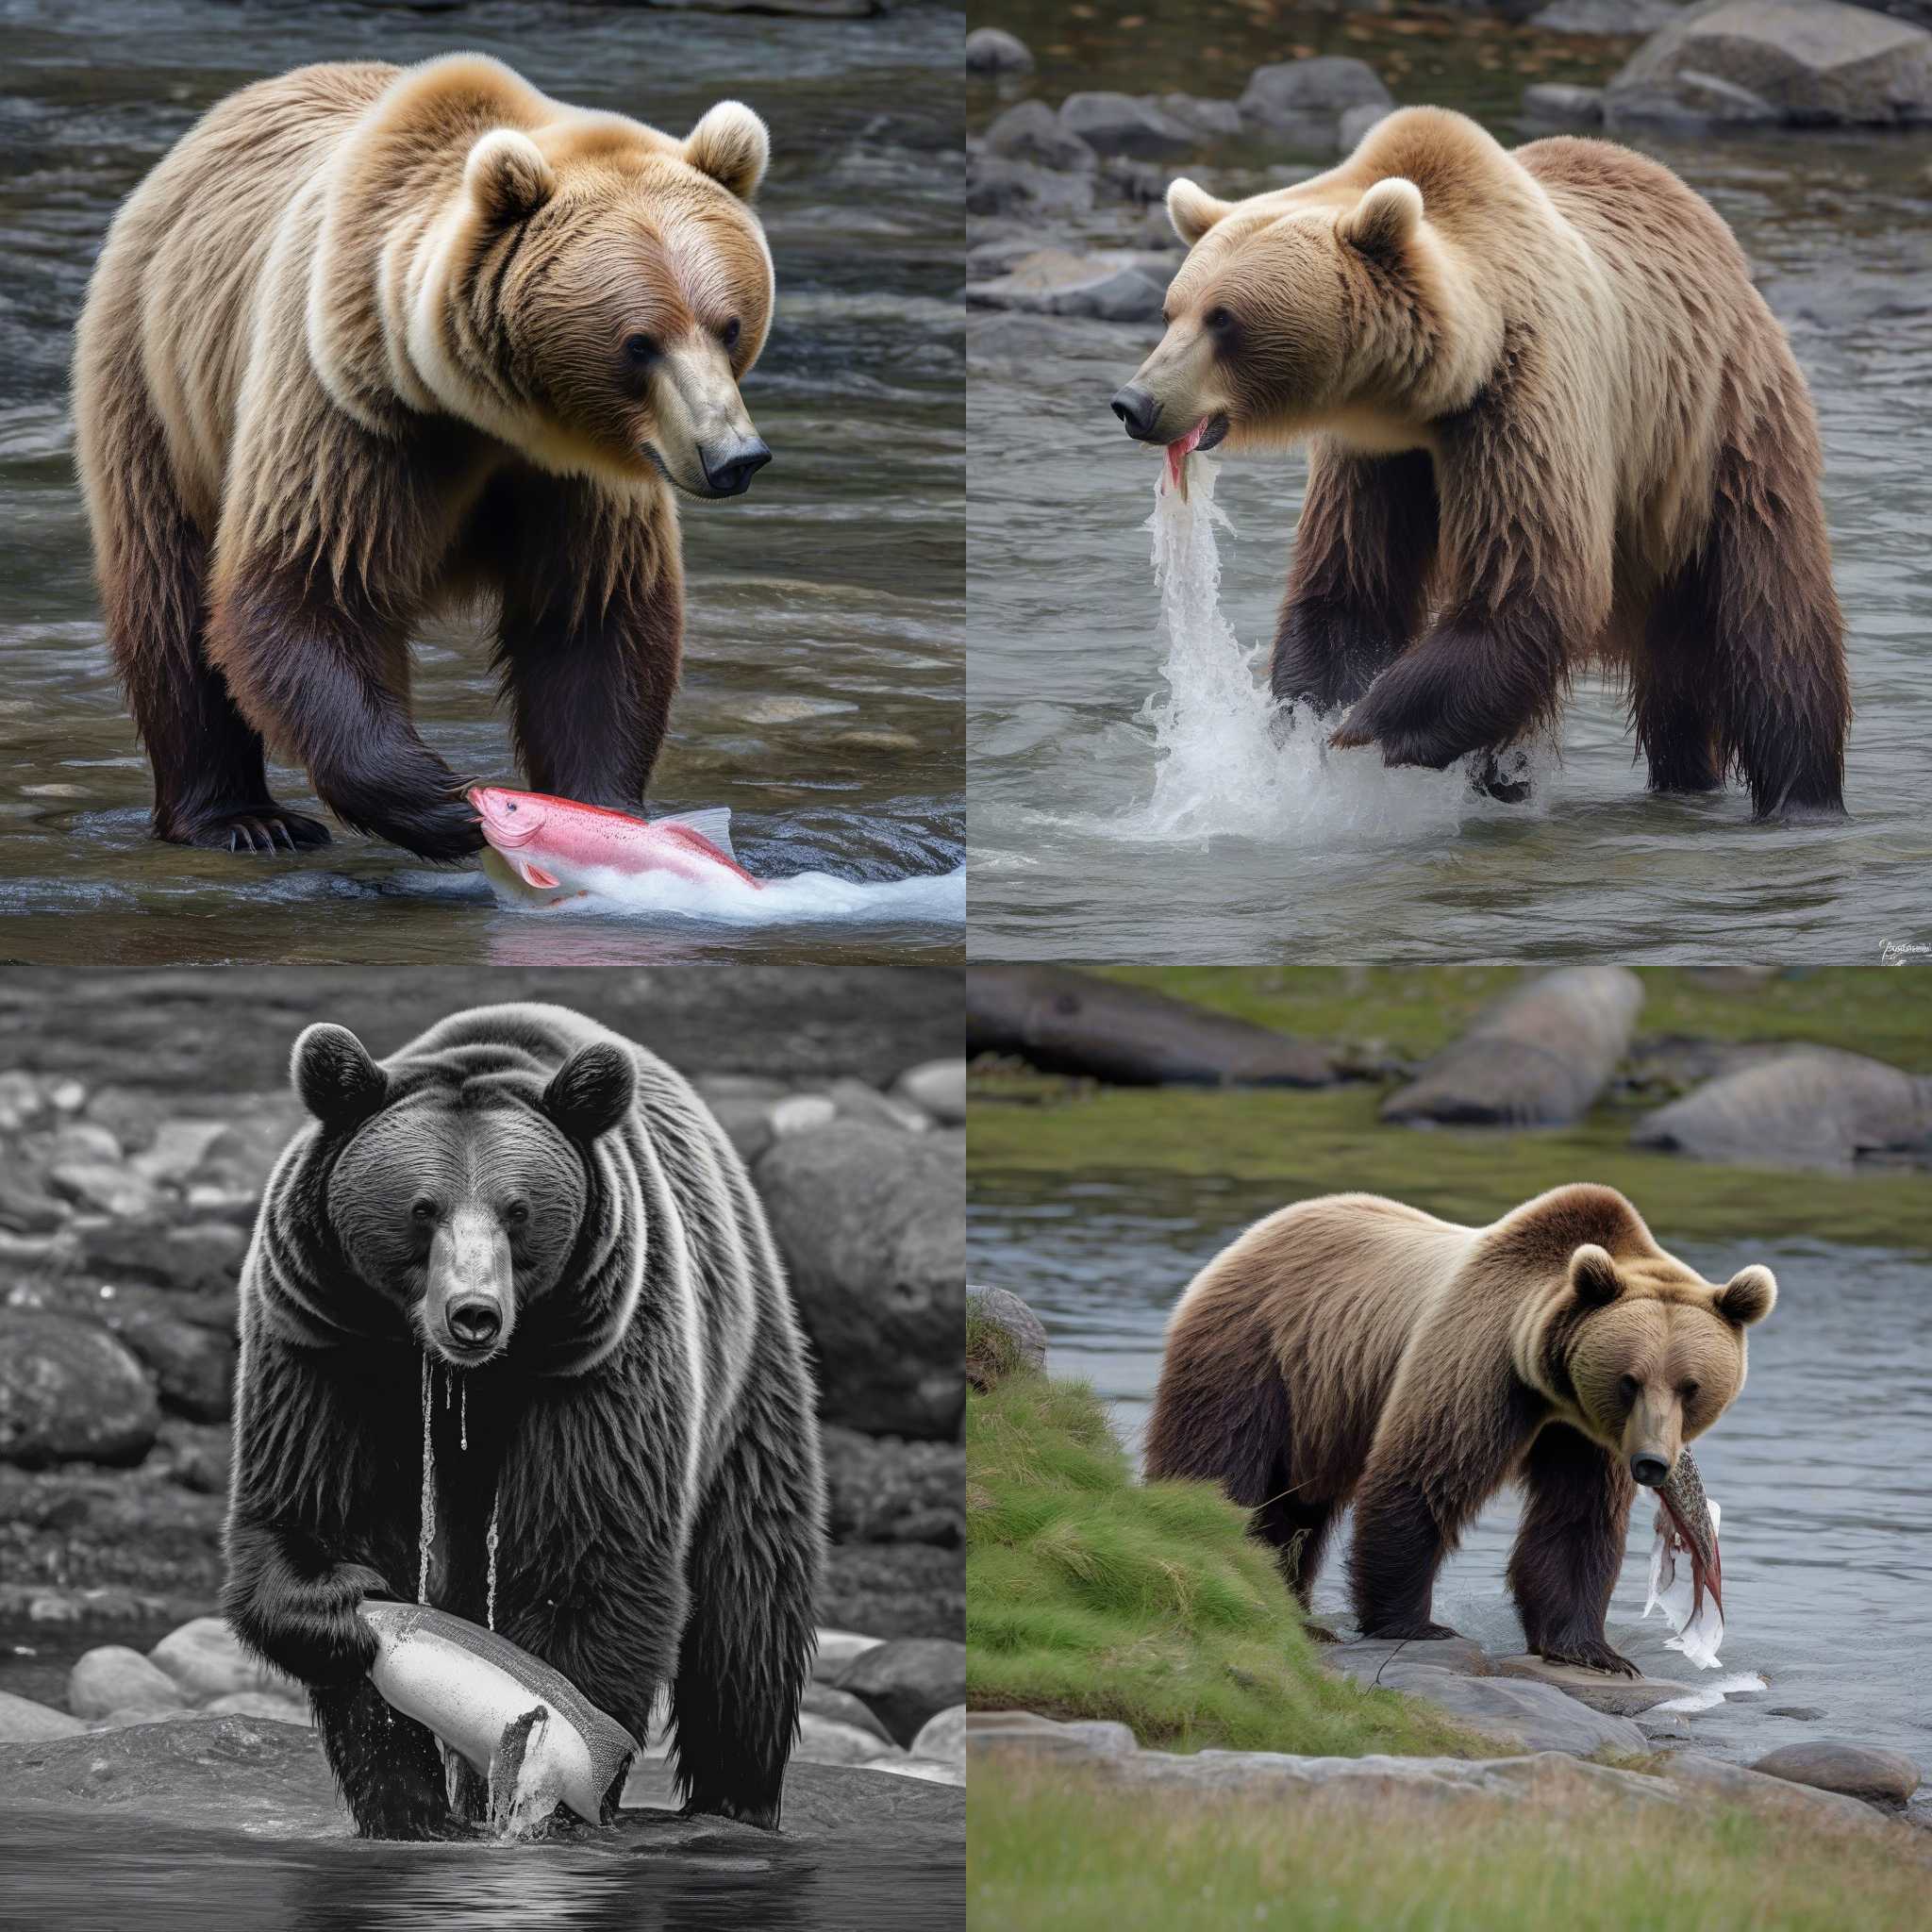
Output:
[
  {"xmin": 1088, "ymin": 967, "xmax": 1932, "ymax": 1072},
  {"xmin": 968, "ymin": 1074, "xmax": 1932, "ymax": 1255},
  {"xmin": 966, "ymin": 1371, "xmax": 1488, "ymax": 1758},
  {"xmin": 969, "ymin": 1761, "xmax": 1929, "ymax": 1932}
]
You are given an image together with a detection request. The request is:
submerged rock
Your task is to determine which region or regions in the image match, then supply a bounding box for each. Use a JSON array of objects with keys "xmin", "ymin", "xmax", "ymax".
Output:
[
  {"xmin": 1606, "ymin": 0, "xmax": 1932, "ymax": 128},
  {"xmin": 1750, "ymin": 1740, "xmax": 1922, "ymax": 1807},
  {"xmin": 968, "ymin": 965, "xmax": 1341, "ymax": 1087},
  {"xmin": 1381, "ymin": 967, "xmax": 1643, "ymax": 1127},
  {"xmin": 1631, "ymin": 1047, "xmax": 1932, "ymax": 1169},
  {"xmin": 1492, "ymin": 1655, "xmax": 1691, "ymax": 1717}
]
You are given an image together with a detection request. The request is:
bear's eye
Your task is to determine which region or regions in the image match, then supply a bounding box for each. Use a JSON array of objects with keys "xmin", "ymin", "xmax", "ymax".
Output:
[
  {"xmin": 1679, "ymin": 1379, "xmax": 1700, "ymax": 1403},
  {"xmin": 719, "ymin": 316, "xmax": 741, "ymax": 351},
  {"xmin": 410, "ymin": 1196, "xmax": 438, "ymax": 1224},
  {"xmin": 1618, "ymin": 1374, "xmax": 1640, "ymax": 1404},
  {"xmin": 623, "ymin": 333, "xmax": 658, "ymax": 367},
  {"xmin": 1203, "ymin": 305, "xmax": 1235, "ymax": 334},
  {"xmin": 504, "ymin": 1201, "xmax": 530, "ymax": 1228}
]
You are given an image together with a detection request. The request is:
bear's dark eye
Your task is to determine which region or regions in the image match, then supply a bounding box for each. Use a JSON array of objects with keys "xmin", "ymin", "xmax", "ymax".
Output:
[
  {"xmin": 1680, "ymin": 1379, "xmax": 1700, "ymax": 1403},
  {"xmin": 1618, "ymin": 1374, "xmax": 1640, "ymax": 1404},
  {"xmin": 623, "ymin": 333, "xmax": 658, "ymax": 367},
  {"xmin": 410, "ymin": 1196, "xmax": 438, "ymax": 1224},
  {"xmin": 504, "ymin": 1201, "xmax": 530, "ymax": 1228},
  {"xmin": 1203, "ymin": 305, "xmax": 1234, "ymax": 334},
  {"xmin": 719, "ymin": 316, "xmax": 741, "ymax": 351}
]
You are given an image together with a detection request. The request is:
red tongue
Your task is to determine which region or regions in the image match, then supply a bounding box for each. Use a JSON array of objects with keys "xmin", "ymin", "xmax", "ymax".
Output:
[{"xmin": 1165, "ymin": 420, "xmax": 1206, "ymax": 491}]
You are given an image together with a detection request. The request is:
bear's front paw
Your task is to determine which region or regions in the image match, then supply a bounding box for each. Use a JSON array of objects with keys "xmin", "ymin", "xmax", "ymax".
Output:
[
  {"xmin": 175, "ymin": 804, "xmax": 333, "ymax": 855},
  {"xmin": 380, "ymin": 794, "xmax": 487, "ymax": 864},
  {"xmin": 1360, "ymin": 1619, "xmax": 1463, "ymax": 1643},
  {"xmin": 1538, "ymin": 1640, "xmax": 1640, "ymax": 1678},
  {"xmin": 268, "ymin": 1563, "xmax": 391, "ymax": 1684}
]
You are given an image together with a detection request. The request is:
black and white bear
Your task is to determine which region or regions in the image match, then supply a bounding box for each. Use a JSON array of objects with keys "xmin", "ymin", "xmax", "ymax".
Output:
[{"xmin": 222, "ymin": 1001, "xmax": 823, "ymax": 1839}]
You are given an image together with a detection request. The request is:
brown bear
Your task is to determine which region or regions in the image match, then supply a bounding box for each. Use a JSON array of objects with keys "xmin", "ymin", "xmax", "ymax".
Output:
[
  {"xmin": 1142, "ymin": 1184, "xmax": 1775, "ymax": 1674},
  {"xmin": 1110, "ymin": 107, "xmax": 1850, "ymax": 819},
  {"xmin": 74, "ymin": 56, "xmax": 774, "ymax": 858}
]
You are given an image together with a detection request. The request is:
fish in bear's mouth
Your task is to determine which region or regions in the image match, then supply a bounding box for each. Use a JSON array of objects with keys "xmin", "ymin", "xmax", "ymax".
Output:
[{"xmin": 1165, "ymin": 413, "xmax": 1229, "ymax": 492}]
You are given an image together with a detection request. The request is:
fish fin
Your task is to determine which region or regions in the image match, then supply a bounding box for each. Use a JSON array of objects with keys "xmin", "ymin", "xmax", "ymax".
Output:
[
  {"xmin": 514, "ymin": 858, "xmax": 560, "ymax": 890},
  {"xmin": 658, "ymin": 807, "xmax": 736, "ymax": 860}
]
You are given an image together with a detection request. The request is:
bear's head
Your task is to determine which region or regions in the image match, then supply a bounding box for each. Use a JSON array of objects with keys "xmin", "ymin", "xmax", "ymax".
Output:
[
  {"xmin": 291, "ymin": 1023, "xmax": 636, "ymax": 1369},
  {"xmin": 379, "ymin": 73, "xmax": 775, "ymax": 500},
  {"xmin": 1110, "ymin": 111, "xmax": 1507, "ymax": 461},
  {"xmin": 1529, "ymin": 1233, "xmax": 1776, "ymax": 1491}
]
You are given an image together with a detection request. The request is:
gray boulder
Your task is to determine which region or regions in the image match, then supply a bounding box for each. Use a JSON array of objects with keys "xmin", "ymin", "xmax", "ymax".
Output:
[
  {"xmin": 803, "ymin": 1680, "xmax": 896, "ymax": 1745},
  {"xmin": 1663, "ymin": 1749, "xmax": 1891, "ymax": 1829},
  {"xmin": 1607, "ymin": 0, "xmax": 1932, "ymax": 127},
  {"xmin": 69, "ymin": 1645, "xmax": 183, "ymax": 1720},
  {"xmin": 0, "ymin": 1690, "xmax": 87, "ymax": 1742},
  {"xmin": 150, "ymin": 1617, "xmax": 302, "ymax": 1705},
  {"xmin": 966, "ymin": 26, "xmax": 1034, "ymax": 76},
  {"xmin": 968, "ymin": 248, "xmax": 1169, "ymax": 325},
  {"xmin": 757, "ymin": 1123, "xmax": 963, "ymax": 1438},
  {"xmin": 985, "ymin": 99, "xmax": 1096, "ymax": 173},
  {"xmin": 1239, "ymin": 58, "xmax": 1393, "ymax": 152},
  {"xmin": 911, "ymin": 1706, "xmax": 967, "ymax": 1764},
  {"xmin": 1326, "ymin": 1656, "xmax": 1649, "ymax": 1756},
  {"xmin": 968, "ymin": 154, "xmax": 1096, "ymax": 220},
  {"xmin": 1382, "ymin": 966, "xmax": 1643, "ymax": 1126},
  {"xmin": 894, "ymin": 1058, "xmax": 966, "ymax": 1126},
  {"xmin": 836, "ymin": 1638, "xmax": 968, "ymax": 1746},
  {"xmin": 1750, "ymin": 1740, "xmax": 1922, "ymax": 1807},
  {"xmin": 1632, "ymin": 1047, "xmax": 1932, "ymax": 1169},
  {"xmin": 1522, "ymin": 82, "xmax": 1607, "ymax": 125},
  {"xmin": 0, "ymin": 1311, "xmax": 159, "ymax": 1468},
  {"xmin": 1059, "ymin": 91, "xmax": 1200, "ymax": 160},
  {"xmin": 967, "ymin": 1286, "xmax": 1048, "ymax": 1388},
  {"xmin": 1156, "ymin": 93, "xmax": 1245, "ymax": 141}
]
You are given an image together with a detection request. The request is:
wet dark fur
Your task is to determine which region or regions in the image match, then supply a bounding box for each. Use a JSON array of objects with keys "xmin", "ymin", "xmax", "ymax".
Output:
[{"xmin": 223, "ymin": 1003, "xmax": 823, "ymax": 1838}]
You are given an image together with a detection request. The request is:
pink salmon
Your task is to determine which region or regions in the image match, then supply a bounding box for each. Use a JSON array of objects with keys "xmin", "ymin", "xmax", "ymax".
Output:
[{"xmin": 469, "ymin": 786, "xmax": 761, "ymax": 897}]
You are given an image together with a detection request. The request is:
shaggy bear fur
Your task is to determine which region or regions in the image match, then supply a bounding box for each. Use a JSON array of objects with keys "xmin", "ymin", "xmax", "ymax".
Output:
[
  {"xmin": 223, "ymin": 1002, "xmax": 823, "ymax": 1838},
  {"xmin": 1117, "ymin": 107, "xmax": 1850, "ymax": 818},
  {"xmin": 74, "ymin": 57, "xmax": 774, "ymax": 858},
  {"xmin": 1142, "ymin": 1185, "xmax": 1774, "ymax": 1674}
]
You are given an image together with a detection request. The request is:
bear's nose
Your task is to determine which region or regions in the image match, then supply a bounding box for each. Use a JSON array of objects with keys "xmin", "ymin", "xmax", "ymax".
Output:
[
  {"xmin": 1111, "ymin": 385, "xmax": 1161, "ymax": 441},
  {"xmin": 446, "ymin": 1297, "xmax": 502, "ymax": 1347},
  {"xmin": 700, "ymin": 435, "xmax": 771, "ymax": 498},
  {"xmin": 1629, "ymin": 1452, "xmax": 1670, "ymax": 1488}
]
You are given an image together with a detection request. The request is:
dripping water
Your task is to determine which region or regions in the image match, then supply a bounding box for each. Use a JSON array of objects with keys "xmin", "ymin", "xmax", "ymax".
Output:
[
  {"xmin": 486, "ymin": 1496, "xmax": 500, "ymax": 1634},
  {"xmin": 417, "ymin": 1354, "xmax": 436, "ymax": 1605}
]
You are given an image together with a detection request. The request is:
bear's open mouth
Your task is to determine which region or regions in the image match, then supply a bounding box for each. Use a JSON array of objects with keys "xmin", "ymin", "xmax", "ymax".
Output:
[
  {"xmin": 1194, "ymin": 413, "xmax": 1229, "ymax": 453},
  {"xmin": 1164, "ymin": 413, "xmax": 1230, "ymax": 491}
]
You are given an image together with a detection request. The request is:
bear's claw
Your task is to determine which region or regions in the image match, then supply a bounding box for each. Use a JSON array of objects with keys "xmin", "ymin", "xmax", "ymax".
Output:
[
  {"xmin": 183, "ymin": 807, "xmax": 332, "ymax": 855},
  {"xmin": 1538, "ymin": 1641, "xmax": 1641, "ymax": 1678}
]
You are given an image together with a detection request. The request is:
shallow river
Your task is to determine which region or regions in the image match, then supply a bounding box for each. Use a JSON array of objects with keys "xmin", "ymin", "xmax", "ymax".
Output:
[
  {"xmin": 971, "ymin": 1170, "xmax": 1932, "ymax": 1771},
  {"xmin": 967, "ymin": 8, "xmax": 1932, "ymax": 962},
  {"xmin": 0, "ymin": 0, "xmax": 964, "ymax": 964}
]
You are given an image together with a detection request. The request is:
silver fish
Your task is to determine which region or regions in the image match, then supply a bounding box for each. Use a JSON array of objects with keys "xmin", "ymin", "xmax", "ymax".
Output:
[
  {"xmin": 1644, "ymin": 1449, "xmax": 1726, "ymax": 1668},
  {"xmin": 360, "ymin": 1603, "xmax": 640, "ymax": 1833}
]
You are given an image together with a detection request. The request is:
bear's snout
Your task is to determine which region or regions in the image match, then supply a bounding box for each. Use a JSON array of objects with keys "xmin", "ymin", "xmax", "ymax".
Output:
[
  {"xmin": 1111, "ymin": 384, "xmax": 1161, "ymax": 442},
  {"xmin": 427, "ymin": 1205, "xmax": 515, "ymax": 1361},
  {"xmin": 1629, "ymin": 1451, "xmax": 1671, "ymax": 1488}
]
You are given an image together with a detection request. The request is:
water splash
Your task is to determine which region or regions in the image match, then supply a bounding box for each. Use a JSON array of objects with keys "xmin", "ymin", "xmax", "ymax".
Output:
[
  {"xmin": 486, "ymin": 1493, "xmax": 501, "ymax": 1634},
  {"xmin": 460, "ymin": 1375, "xmax": 468, "ymax": 1454},
  {"xmin": 417, "ymin": 1355, "xmax": 436, "ymax": 1606},
  {"xmin": 1066, "ymin": 458, "xmax": 1542, "ymax": 844}
]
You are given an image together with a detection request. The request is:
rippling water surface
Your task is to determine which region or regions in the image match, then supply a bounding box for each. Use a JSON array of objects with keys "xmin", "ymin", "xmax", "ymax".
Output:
[
  {"xmin": 968, "ymin": 8, "xmax": 1932, "ymax": 961},
  {"xmin": 971, "ymin": 1170, "xmax": 1932, "ymax": 1767},
  {"xmin": 0, "ymin": 0, "xmax": 964, "ymax": 963}
]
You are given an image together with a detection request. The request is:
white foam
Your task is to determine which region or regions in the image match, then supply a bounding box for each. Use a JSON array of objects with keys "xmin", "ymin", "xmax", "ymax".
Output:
[
  {"xmin": 482, "ymin": 850, "xmax": 964, "ymax": 927},
  {"xmin": 1060, "ymin": 458, "xmax": 1547, "ymax": 845},
  {"xmin": 1654, "ymin": 1671, "xmax": 1767, "ymax": 1715}
]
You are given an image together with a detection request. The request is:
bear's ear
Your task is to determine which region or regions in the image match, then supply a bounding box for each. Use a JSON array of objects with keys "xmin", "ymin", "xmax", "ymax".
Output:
[
  {"xmin": 684, "ymin": 101, "xmax": 769, "ymax": 202},
  {"xmin": 292, "ymin": 1024, "xmax": 390, "ymax": 1132},
  {"xmin": 1716, "ymin": 1264, "xmax": 1776, "ymax": 1327},
  {"xmin": 1340, "ymin": 177, "xmax": 1424, "ymax": 260},
  {"xmin": 541, "ymin": 1043, "xmax": 636, "ymax": 1141},
  {"xmin": 464, "ymin": 129, "xmax": 556, "ymax": 226},
  {"xmin": 1167, "ymin": 176, "xmax": 1231, "ymax": 248},
  {"xmin": 1567, "ymin": 1243, "xmax": 1624, "ymax": 1308}
]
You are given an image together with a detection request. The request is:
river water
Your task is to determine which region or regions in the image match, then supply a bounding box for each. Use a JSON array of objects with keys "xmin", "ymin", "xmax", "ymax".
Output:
[
  {"xmin": 0, "ymin": 0, "xmax": 964, "ymax": 964},
  {"xmin": 967, "ymin": 8, "xmax": 1932, "ymax": 963},
  {"xmin": 970, "ymin": 1170, "xmax": 1932, "ymax": 1772}
]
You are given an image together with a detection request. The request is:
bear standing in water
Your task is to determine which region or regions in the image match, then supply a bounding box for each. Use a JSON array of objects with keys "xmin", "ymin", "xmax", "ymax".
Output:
[
  {"xmin": 1112, "ymin": 107, "xmax": 1851, "ymax": 819},
  {"xmin": 74, "ymin": 57, "xmax": 774, "ymax": 858},
  {"xmin": 223, "ymin": 1003, "xmax": 823, "ymax": 1838},
  {"xmin": 1143, "ymin": 1184, "xmax": 1774, "ymax": 1674}
]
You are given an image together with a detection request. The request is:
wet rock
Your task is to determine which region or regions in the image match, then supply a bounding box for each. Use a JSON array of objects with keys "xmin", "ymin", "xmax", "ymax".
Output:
[
  {"xmin": 1661, "ymin": 1750, "xmax": 1888, "ymax": 1829},
  {"xmin": 769, "ymin": 1093, "xmax": 837, "ymax": 1139},
  {"xmin": 1381, "ymin": 966, "xmax": 1643, "ymax": 1127},
  {"xmin": 968, "ymin": 154, "xmax": 1096, "ymax": 220},
  {"xmin": 966, "ymin": 25, "xmax": 1034, "ymax": 75},
  {"xmin": 911, "ymin": 1706, "xmax": 967, "ymax": 1764},
  {"xmin": 150, "ymin": 1617, "xmax": 302, "ymax": 1705},
  {"xmin": 1157, "ymin": 93, "xmax": 1245, "ymax": 141},
  {"xmin": 0, "ymin": 1690, "xmax": 87, "ymax": 1742},
  {"xmin": 1607, "ymin": 0, "xmax": 1932, "ymax": 128},
  {"xmin": 1532, "ymin": 0, "xmax": 1689, "ymax": 29},
  {"xmin": 1493, "ymin": 1655, "xmax": 1690, "ymax": 1716},
  {"xmin": 821, "ymin": 1425, "xmax": 964, "ymax": 1546},
  {"xmin": 1324, "ymin": 1634, "xmax": 1491, "ymax": 1679},
  {"xmin": 969, "ymin": 965, "xmax": 1341, "ymax": 1088},
  {"xmin": 1059, "ymin": 91, "xmax": 1200, "ymax": 161},
  {"xmin": 967, "ymin": 1286, "xmax": 1049, "ymax": 1390},
  {"xmin": 894, "ymin": 1058, "xmax": 966, "ymax": 1126},
  {"xmin": 1522, "ymin": 82, "xmax": 1607, "ymax": 125},
  {"xmin": 795, "ymin": 1713, "xmax": 902, "ymax": 1766},
  {"xmin": 47, "ymin": 1162, "xmax": 158, "ymax": 1220},
  {"xmin": 803, "ymin": 1681, "xmax": 895, "ymax": 1745},
  {"xmin": 985, "ymin": 99, "xmax": 1096, "ymax": 173},
  {"xmin": 835, "ymin": 1638, "xmax": 968, "ymax": 1747},
  {"xmin": 812, "ymin": 1628, "xmax": 886, "ymax": 1681},
  {"xmin": 969, "ymin": 248, "xmax": 1169, "ymax": 325},
  {"xmin": 758, "ymin": 1123, "xmax": 963, "ymax": 1439},
  {"xmin": 1632, "ymin": 1047, "xmax": 1932, "ymax": 1169},
  {"xmin": 69, "ymin": 1644, "xmax": 183, "ymax": 1720},
  {"xmin": 0, "ymin": 1311, "xmax": 160, "ymax": 1468},
  {"xmin": 1239, "ymin": 58, "xmax": 1393, "ymax": 152},
  {"xmin": 827, "ymin": 1077, "xmax": 929, "ymax": 1135},
  {"xmin": 1751, "ymin": 1740, "xmax": 1922, "ymax": 1807},
  {"xmin": 1331, "ymin": 1657, "xmax": 1649, "ymax": 1756}
]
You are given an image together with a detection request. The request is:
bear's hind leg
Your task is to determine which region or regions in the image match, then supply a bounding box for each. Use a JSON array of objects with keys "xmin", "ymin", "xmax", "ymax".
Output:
[
  {"xmin": 1507, "ymin": 1425, "xmax": 1638, "ymax": 1677},
  {"xmin": 1632, "ymin": 591, "xmax": 1724, "ymax": 798},
  {"xmin": 86, "ymin": 390, "xmax": 327, "ymax": 853},
  {"xmin": 1253, "ymin": 1489, "xmax": 1339, "ymax": 1626},
  {"xmin": 670, "ymin": 1374, "xmax": 821, "ymax": 1828}
]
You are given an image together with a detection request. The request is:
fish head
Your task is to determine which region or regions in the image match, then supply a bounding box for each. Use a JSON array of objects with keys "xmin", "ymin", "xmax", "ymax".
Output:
[
  {"xmin": 470, "ymin": 786, "xmax": 549, "ymax": 852},
  {"xmin": 1557, "ymin": 1244, "xmax": 1776, "ymax": 1486}
]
